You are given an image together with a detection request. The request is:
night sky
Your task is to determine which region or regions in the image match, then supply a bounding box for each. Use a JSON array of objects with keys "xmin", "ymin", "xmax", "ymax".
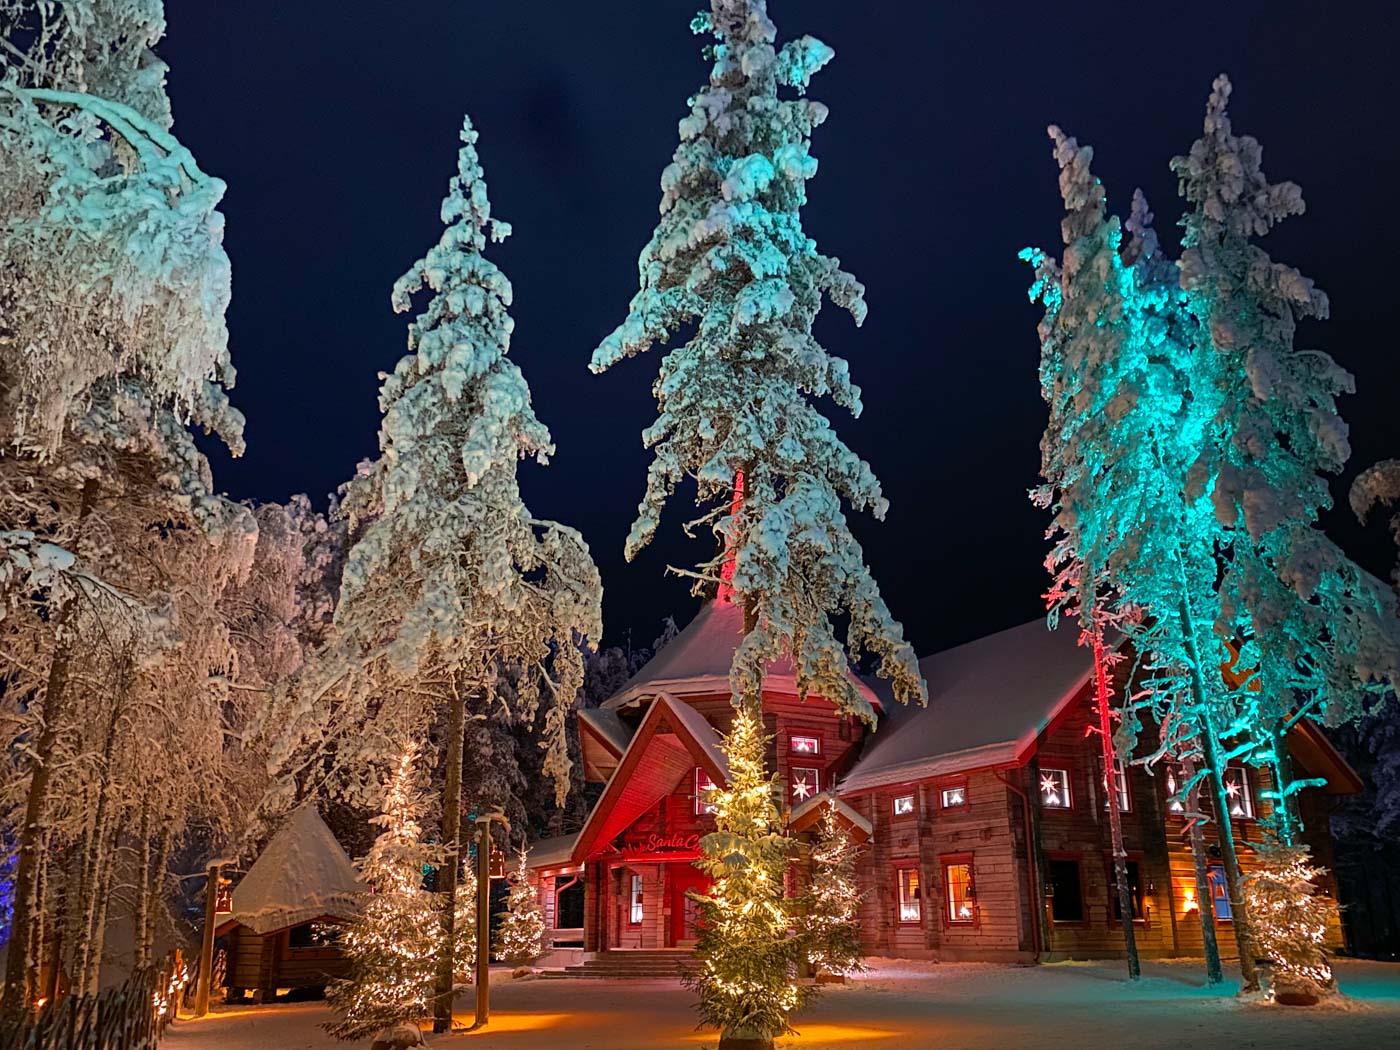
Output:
[{"xmin": 163, "ymin": 2, "xmax": 1400, "ymax": 659}]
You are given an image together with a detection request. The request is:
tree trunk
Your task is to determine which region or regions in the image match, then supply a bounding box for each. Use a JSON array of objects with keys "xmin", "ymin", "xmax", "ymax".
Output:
[
  {"xmin": 1175, "ymin": 577, "xmax": 1260, "ymax": 993},
  {"xmin": 77, "ymin": 684, "xmax": 126, "ymax": 994},
  {"xmin": 1266, "ymin": 718, "xmax": 1299, "ymax": 846},
  {"xmin": 1, "ymin": 479, "xmax": 98, "ymax": 1016},
  {"xmin": 433, "ymin": 682, "xmax": 468, "ymax": 1034},
  {"xmin": 1182, "ymin": 758, "xmax": 1223, "ymax": 985},
  {"xmin": 134, "ymin": 804, "xmax": 153, "ymax": 973},
  {"xmin": 1090, "ymin": 627, "xmax": 1140, "ymax": 979}
]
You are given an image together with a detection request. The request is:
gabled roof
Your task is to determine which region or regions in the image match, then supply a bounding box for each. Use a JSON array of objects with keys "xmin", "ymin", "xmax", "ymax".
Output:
[
  {"xmin": 788, "ymin": 792, "xmax": 873, "ymax": 843},
  {"xmin": 602, "ymin": 599, "xmax": 883, "ymax": 712},
  {"xmin": 841, "ymin": 619, "xmax": 1095, "ymax": 794},
  {"xmin": 571, "ymin": 692, "xmax": 729, "ymax": 863},
  {"xmin": 524, "ymin": 832, "xmax": 582, "ymax": 872},
  {"xmin": 223, "ymin": 806, "xmax": 364, "ymax": 935},
  {"xmin": 580, "ymin": 706, "xmax": 632, "ymax": 757}
]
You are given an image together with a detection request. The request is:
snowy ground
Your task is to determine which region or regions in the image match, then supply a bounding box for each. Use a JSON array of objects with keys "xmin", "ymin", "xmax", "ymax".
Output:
[{"xmin": 162, "ymin": 958, "xmax": 1400, "ymax": 1050}]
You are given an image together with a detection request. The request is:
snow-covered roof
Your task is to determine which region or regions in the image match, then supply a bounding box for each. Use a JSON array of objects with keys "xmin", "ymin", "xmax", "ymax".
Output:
[
  {"xmin": 225, "ymin": 806, "xmax": 364, "ymax": 935},
  {"xmin": 524, "ymin": 832, "xmax": 581, "ymax": 872},
  {"xmin": 841, "ymin": 619, "xmax": 1095, "ymax": 794},
  {"xmin": 788, "ymin": 792, "xmax": 874, "ymax": 842},
  {"xmin": 579, "ymin": 707, "xmax": 632, "ymax": 755},
  {"xmin": 601, "ymin": 599, "xmax": 882, "ymax": 712}
]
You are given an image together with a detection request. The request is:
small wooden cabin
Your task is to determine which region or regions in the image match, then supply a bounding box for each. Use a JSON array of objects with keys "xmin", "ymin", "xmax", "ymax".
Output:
[{"xmin": 215, "ymin": 806, "xmax": 364, "ymax": 1002}]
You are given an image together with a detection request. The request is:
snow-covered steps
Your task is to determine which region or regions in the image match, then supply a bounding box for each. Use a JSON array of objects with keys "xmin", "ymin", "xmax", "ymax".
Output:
[{"xmin": 539, "ymin": 949, "xmax": 699, "ymax": 980}]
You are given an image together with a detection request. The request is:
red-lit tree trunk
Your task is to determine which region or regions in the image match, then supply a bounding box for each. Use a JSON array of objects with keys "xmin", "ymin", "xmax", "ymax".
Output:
[{"xmin": 1089, "ymin": 621, "xmax": 1140, "ymax": 980}]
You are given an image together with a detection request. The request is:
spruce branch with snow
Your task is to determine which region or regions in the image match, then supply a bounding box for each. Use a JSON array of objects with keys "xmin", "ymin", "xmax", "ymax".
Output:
[{"xmin": 1351, "ymin": 460, "xmax": 1400, "ymax": 599}]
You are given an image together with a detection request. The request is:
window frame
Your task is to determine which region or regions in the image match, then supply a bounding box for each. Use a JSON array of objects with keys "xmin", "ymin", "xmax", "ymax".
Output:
[
  {"xmin": 1163, "ymin": 763, "xmax": 1188, "ymax": 817},
  {"xmin": 941, "ymin": 853, "xmax": 977, "ymax": 926},
  {"xmin": 789, "ymin": 766, "xmax": 821, "ymax": 804},
  {"xmin": 1100, "ymin": 758, "xmax": 1132, "ymax": 814},
  {"xmin": 694, "ymin": 767, "xmax": 719, "ymax": 816},
  {"xmin": 894, "ymin": 862, "xmax": 923, "ymax": 926},
  {"xmin": 1208, "ymin": 864, "xmax": 1233, "ymax": 922},
  {"xmin": 939, "ymin": 778, "xmax": 969, "ymax": 810},
  {"xmin": 788, "ymin": 733, "xmax": 822, "ymax": 758},
  {"xmin": 628, "ymin": 871, "xmax": 644, "ymax": 926},
  {"xmin": 1105, "ymin": 854, "xmax": 1148, "ymax": 926},
  {"xmin": 891, "ymin": 792, "xmax": 917, "ymax": 819},
  {"xmin": 1044, "ymin": 852, "xmax": 1087, "ymax": 925},
  {"xmin": 1038, "ymin": 765, "xmax": 1074, "ymax": 811},
  {"xmin": 1222, "ymin": 763, "xmax": 1255, "ymax": 822}
]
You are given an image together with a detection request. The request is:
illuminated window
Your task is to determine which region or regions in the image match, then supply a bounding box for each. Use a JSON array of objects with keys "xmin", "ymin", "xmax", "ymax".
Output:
[
  {"xmin": 897, "ymin": 867, "xmax": 922, "ymax": 924},
  {"xmin": 1164, "ymin": 765, "xmax": 1186, "ymax": 814},
  {"xmin": 892, "ymin": 794, "xmax": 915, "ymax": 817},
  {"xmin": 944, "ymin": 861, "xmax": 975, "ymax": 923},
  {"xmin": 1109, "ymin": 860, "xmax": 1145, "ymax": 922},
  {"xmin": 790, "ymin": 735, "xmax": 821, "ymax": 756},
  {"xmin": 695, "ymin": 768, "xmax": 719, "ymax": 815},
  {"xmin": 1223, "ymin": 766, "xmax": 1254, "ymax": 820},
  {"xmin": 1209, "ymin": 865, "xmax": 1232, "ymax": 921},
  {"xmin": 629, "ymin": 873, "xmax": 643, "ymax": 925},
  {"xmin": 790, "ymin": 767, "xmax": 820, "ymax": 803},
  {"xmin": 1102, "ymin": 761, "xmax": 1130, "ymax": 812},
  {"xmin": 1040, "ymin": 768, "xmax": 1072, "ymax": 809},
  {"xmin": 1047, "ymin": 858, "xmax": 1083, "ymax": 922},
  {"xmin": 940, "ymin": 784, "xmax": 967, "ymax": 809}
]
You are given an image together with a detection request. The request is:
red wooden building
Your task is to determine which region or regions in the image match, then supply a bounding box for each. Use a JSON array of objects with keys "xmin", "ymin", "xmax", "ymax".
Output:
[{"xmin": 528, "ymin": 602, "xmax": 1359, "ymax": 966}]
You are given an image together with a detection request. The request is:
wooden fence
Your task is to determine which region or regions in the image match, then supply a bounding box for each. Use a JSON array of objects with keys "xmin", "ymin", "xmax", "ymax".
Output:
[{"xmin": 0, "ymin": 955, "xmax": 189, "ymax": 1050}]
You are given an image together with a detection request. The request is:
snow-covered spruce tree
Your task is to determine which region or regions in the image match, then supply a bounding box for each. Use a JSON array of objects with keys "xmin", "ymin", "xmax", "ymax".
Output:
[
  {"xmin": 1243, "ymin": 842, "xmax": 1336, "ymax": 1002},
  {"xmin": 686, "ymin": 710, "xmax": 807, "ymax": 1043},
  {"xmin": 1172, "ymin": 75, "xmax": 1400, "ymax": 846},
  {"xmin": 0, "ymin": 0, "xmax": 249, "ymax": 1012},
  {"xmin": 275, "ymin": 115, "xmax": 600, "ymax": 1033},
  {"xmin": 494, "ymin": 848, "xmax": 544, "ymax": 966},
  {"xmin": 326, "ymin": 743, "xmax": 442, "ymax": 1041},
  {"xmin": 1352, "ymin": 461, "xmax": 1400, "ymax": 599},
  {"xmin": 589, "ymin": 0, "xmax": 924, "ymax": 727},
  {"xmin": 795, "ymin": 797, "xmax": 864, "ymax": 981}
]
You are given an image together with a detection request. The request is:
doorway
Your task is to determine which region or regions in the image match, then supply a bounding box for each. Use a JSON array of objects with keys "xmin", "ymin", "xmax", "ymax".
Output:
[{"xmin": 669, "ymin": 864, "xmax": 711, "ymax": 946}]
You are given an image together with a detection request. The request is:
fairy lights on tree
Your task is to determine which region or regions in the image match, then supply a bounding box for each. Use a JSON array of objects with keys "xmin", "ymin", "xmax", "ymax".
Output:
[
  {"xmin": 494, "ymin": 848, "xmax": 544, "ymax": 967},
  {"xmin": 325, "ymin": 744, "xmax": 441, "ymax": 1041},
  {"xmin": 795, "ymin": 798, "xmax": 864, "ymax": 981},
  {"xmin": 686, "ymin": 710, "xmax": 808, "ymax": 1046},
  {"xmin": 1244, "ymin": 843, "xmax": 1336, "ymax": 1002}
]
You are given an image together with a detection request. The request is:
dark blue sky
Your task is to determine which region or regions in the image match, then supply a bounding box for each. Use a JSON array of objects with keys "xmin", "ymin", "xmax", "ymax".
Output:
[{"xmin": 164, "ymin": 2, "xmax": 1400, "ymax": 656}]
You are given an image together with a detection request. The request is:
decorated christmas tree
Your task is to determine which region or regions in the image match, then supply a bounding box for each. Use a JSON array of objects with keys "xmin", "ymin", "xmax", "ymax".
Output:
[
  {"xmin": 686, "ymin": 710, "xmax": 808, "ymax": 1045},
  {"xmin": 796, "ymin": 798, "xmax": 864, "ymax": 981},
  {"xmin": 494, "ymin": 848, "xmax": 544, "ymax": 966},
  {"xmin": 325, "ymin": 745, "xmax": 442, "ymax": 1040},
  {"xmin": 453, "ymin": 859, "xmax": 478, "ymax": 984},
  {"xmin": 1243, "ymin": 842, "xmax": 1336, "ymax": 1003}
]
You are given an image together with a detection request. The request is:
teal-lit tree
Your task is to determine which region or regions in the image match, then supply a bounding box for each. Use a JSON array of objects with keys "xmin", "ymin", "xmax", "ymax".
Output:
[{"xmin": 1172, "ymin": 76, "xmax": 1400, "ymax": 850}]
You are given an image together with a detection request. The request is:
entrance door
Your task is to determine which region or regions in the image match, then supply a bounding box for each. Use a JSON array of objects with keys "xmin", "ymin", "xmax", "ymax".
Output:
[{"xmin": 669, "ymin": 865, "xmax": 711, "ymax": 946}]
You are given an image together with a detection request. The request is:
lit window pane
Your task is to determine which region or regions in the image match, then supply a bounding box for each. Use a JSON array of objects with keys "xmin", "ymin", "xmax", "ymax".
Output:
[
  {"xmin": 945, "ymin": 862, "xmax": 974, "ymax": 923},
  {"xmin": 1102, "ymin": 762, "xmax": 1130, "ymax": 812},
  {"xmin": 1223, "ymin": 767, "xmax": 1254, "ymax": 819},
  {"xmin": 892, "ymin": 794, "xmax": 915, "ymax": 816},
  {"xmin": 1040, "ymin": 768, "xmax": 1071, "ymax": 809},
  {"xmin": 790, "ymin": 767, "xmax": 820, "ymax": 802},
  {"xmin": 629, "ymin": 874, "xmax": 643, "ymax": 924},
  {"xmin": 898, "ymin": 867, "xmax": 922, "ymax": 923},
  {"xmin": 1165, "ymin": 766, "xmax": 1185, "ymax": 813},
  {"xmin": 695, "ymin": 768, "xmax": 719, "ymax": 815},
  {"xmin": 790, "ymin": 735, "xmax": 821, "ymax": 755},
  {"xmin": 941, "ymin": 785, "xmax": 966, "ymax": 808}
]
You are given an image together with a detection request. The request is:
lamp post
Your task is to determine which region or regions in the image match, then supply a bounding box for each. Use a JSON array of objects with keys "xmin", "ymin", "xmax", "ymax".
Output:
[
  {"xmin": 194, "ymin": 861, "xmax": 221, "ymax": 1017},
  {"xmin": 474, "ymin": 811, "xmax": 510, "ymax": 1030}
]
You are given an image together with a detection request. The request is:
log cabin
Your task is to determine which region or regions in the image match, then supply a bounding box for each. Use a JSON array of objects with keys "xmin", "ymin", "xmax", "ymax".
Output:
[
  {"xmin": 526, "ymin": 600, "xmax": 1359, "ymax": 969},
  {"xmin": 215, "ymin": 806, "xmax": 364, "ymax": 1001}
]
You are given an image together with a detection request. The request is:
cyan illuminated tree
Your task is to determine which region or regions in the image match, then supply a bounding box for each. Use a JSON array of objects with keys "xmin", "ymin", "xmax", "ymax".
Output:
[
  {"xmin": 1172, "ymin": 76, "xmax": 1400, "ymax": 849},
  {"xmin": 276, "ymin": 115, "xmax": 601, "ymax": 1033}
]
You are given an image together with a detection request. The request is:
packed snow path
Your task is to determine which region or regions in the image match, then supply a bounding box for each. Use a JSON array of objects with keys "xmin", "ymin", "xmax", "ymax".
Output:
[{"xmin": 163, "ymin": 958, "xmax": 1400, "ymax": 1049}]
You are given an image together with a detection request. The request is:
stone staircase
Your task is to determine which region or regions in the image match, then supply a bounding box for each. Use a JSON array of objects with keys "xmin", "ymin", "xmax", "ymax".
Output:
[{"xmin": 540, "ymin": 949, "xmax": 699, "ymax": 980}]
